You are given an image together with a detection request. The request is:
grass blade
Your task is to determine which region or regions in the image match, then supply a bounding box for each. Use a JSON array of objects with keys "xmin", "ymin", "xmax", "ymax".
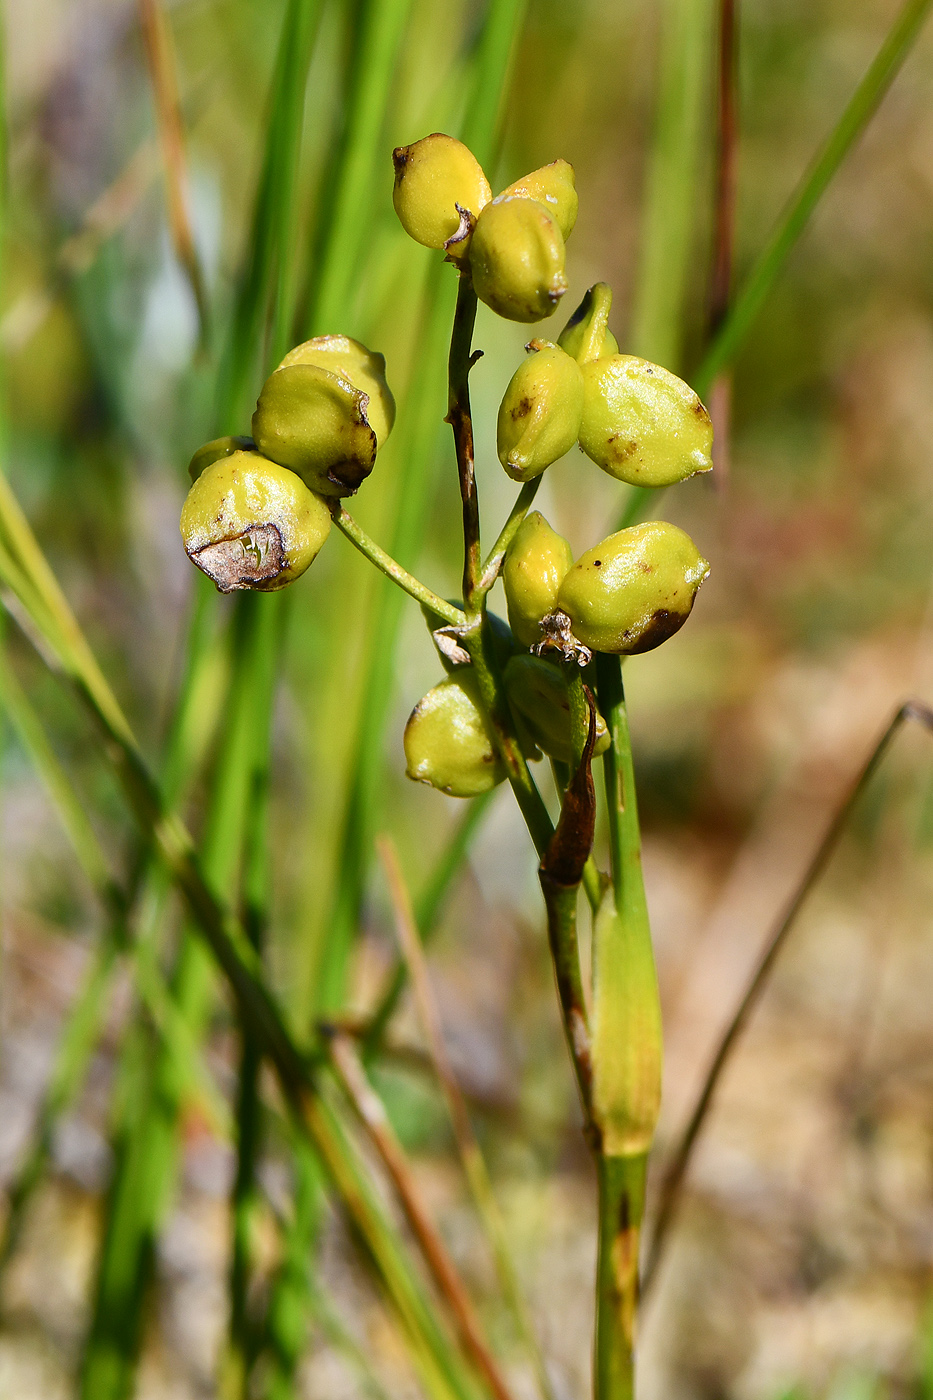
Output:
[
  {"xmin": 138, "ymin": 0, "xmax": 209, "ymax": 336},
  {"xmin": 629, "ymin": 0, "xmax": 716, "ymax": 369},
  {"xmin": 643, "ymin": 701, "xmax": 933, "ymax": 1294},
  {"xmin": 305, "ymin": 0, "xmax": 414, "ymax": 334},
  {"xmin": 314, "ymin": 0, "xmax": 531, "ymax": 1016},
  {"xmin": 693, "ymin": 0, "xmax": 933, "ymax": 398},
  {"xmin": 0, "ymin": 468, "xmax": 492, "ymax": 1400},
  {"xmin": 379, "ymin": 837, "xmax": 557, "ymax": 1400},
  {"xmin": 618, "ymin": 0, "xmax": 933, "ymax": 530}
]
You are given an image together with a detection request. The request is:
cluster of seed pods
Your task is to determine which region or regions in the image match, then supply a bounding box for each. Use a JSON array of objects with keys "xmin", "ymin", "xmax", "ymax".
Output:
[{"xmin": 178, "ymin": 133, "xmax": 712, "ymax": 795}]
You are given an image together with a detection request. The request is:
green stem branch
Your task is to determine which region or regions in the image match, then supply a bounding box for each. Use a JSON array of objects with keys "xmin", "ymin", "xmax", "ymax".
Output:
[
  {"xmin": 477, "ymin": 477, "xmax": 541, "ymax": 595},
  {"xmin": 330, "ymin": 505, "xmax": 462, "ymax": 626}
]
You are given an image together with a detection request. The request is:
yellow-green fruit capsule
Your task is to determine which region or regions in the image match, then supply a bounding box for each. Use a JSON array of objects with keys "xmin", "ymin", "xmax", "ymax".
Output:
[
  {"xmin": 504, "ymin": 655, "xmax": 610, "ymax": 764},
  {"xmin": 180, "ymin": 450, "xmax": 331, "ymax": 593},
  {"xmin": 558, "ymin": 283, "xmax": 619, "ymax": 365},
  {"xmin": 404, "ymin": 673, "xmax": 505, "ymax": 798},
  {"xmin": 252, "ymin": 364, "xmax": 377, "ymax": 497},
  {"xmin": 497, "ymin": 343, "xmax": 584, "ymax": 482},
  {"xmin": 188, "ymin": 435, "xmax": 256, "ymax": 482},
  {"xmin": 498, "ymin": 159, "xmax": 578, "ymax": 240},
  {"xmin": 469, "ymin": 197, "xmax": 568, "ymax": 323},
  {"xmin": 579, "ymin": 355, "xmax": 713, "ymax": 486},
  {"xmin": 556, "ymin": 521, "xmax": 709, "ymax": 654},
  {"xmin": 276, "ymin": 336, "xmax": 395, "ymax": 449},
  {"xmin": 503, "ymin": 511, "xmax": 574, "ymax": 647},
  {"xmin": 392, "ymin": 133, "xmax": 492, "ymax": 255}
]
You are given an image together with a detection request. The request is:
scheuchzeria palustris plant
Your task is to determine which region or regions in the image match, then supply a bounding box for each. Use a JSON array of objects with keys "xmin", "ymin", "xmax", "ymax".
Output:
[{"xmin": 179, "ymin": 132, "xmax": 714, "ymax": 1398}]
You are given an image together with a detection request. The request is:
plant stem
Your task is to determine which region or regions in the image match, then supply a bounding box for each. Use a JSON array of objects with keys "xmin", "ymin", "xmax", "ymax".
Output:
[
  {"xmin": 330, "ymin": 504, "xmax": 463, "ymax": 626},
  {"xmin": 596, "ymin": 657, "xmax": 647, "ymax": 928},
  {"xmin": 468, "ymin": 616, "xmax": 554, "ymax": 855},
  {"xmin": 448, "ymin": 273, "xmax": 482, "ymax": 605},
  {"xmin": 441, "ymin": 273, "xmax": 553, "ymax": 854},
  {"xmin": 477, "ymin": 477, "xmax": 541, "ymax": 596},
  {"xmin": 591, "ymin": 654, "xmax": 662, "ymax": 1400},
  {"xmin": 594, "ymin": 1155, "xmax": 647, "ymax": 1400},
  {"xmin": 539, "ymin": 876, "xmax": 592, "ymax": 1115}
]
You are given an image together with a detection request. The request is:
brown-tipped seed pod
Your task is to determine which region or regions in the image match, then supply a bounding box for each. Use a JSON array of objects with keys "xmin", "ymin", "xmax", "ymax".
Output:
[
  {"xmin": 557, "ymin": 283, "xmax": 619, "ymax": 365},
  {"xmin": 469, "ymin": 197, "xmax": 568, "ymax": 323},
  {"xmin": 497, "ymin": 159, "xmax": 578, "ymax": 240},
  {"xmin": 180, "ymin": 450, "xmax": 331, "ymax": 593},
  {"xmin": 252, "ymin": 336, "xmax": 394, "ymax": 497},
  {"xmin": 578, "ymin": 355, "xmax": 713, "ymax": 487},
  {"xmin": 555, "ymin": 521, "xmax": 709, "ymax": 654},
  {"xmin": 188, "ymin": 435, "xmax": 256, "ymax": 482},
  {"xmin": 404, "ymin": 673, "xmax": 506, "ymax": 798},
  {"xmin": 504, "ymin": 654, "xmax": 610, "ymax": 764},
  {"xmin": 503, "ymin": 511, "xmax": 574, "ymax": 648},
  {"xmin": 392, "ymin": 133, "xmax": 492, "ymax": 257},
  {"xmin": 497, "ymin": 342, "xmax": 584, "ymax": 482},
  {"xmin": 277, "ymin": 336, "xmax": 395, "ymax": 449}
]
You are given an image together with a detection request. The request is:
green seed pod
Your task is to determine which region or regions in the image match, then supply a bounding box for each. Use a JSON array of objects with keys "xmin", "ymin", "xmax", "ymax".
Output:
[
  {"xmin": 392, "ymin": 133, "xmax": 492, "ymax": 257},
  {"xmin": 504, "ymin": 655, "xmax": 610, "ymax": 763},
  {"xmin": 503, "ymin": 511, "xmax": 574, "ymax": 648},
  {"xmin": 404, "ymin": 672, "xmax": 505, "ymax": 798},
  {"xmin": 555, "ymin": 521, "xmax": 710, "ymax": 654},
  {"xmin": 469, "ymin": 197, "xmax": 568, "ymax": 323},
  {"xmin": 252, "ymin": 334, "xmax": 394, "ymax": 497},
  {"xmin": 498, "ymin": 159, "xmax": 578, "ymax": 240},
  {"xmin": 188, "ymin": 435, "xmax": 256, "ymax": 482},
  {"xmin": 180, "ymin": 450, "xmax": 331, "ymax": 593},
  {"xmin": 497, "ymin": 341, "xmax": 584, "ymax": 482},
  {"xmin": 277, "ymin": 336, "xmax": 395, "ymax": 449},
  {"xmin": 578, "ymin": 355, "xmax": 713, "ymax": 486},
  {"xmin": 557, "ymin": 283, "xmax": 619, "ymax": 365}
]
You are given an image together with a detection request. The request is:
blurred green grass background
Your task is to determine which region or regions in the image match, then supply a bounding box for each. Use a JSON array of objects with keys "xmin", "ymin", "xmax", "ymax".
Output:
[{"xmin": 2, "ymin": 0, "xmax": 933, "ymax": 1396}]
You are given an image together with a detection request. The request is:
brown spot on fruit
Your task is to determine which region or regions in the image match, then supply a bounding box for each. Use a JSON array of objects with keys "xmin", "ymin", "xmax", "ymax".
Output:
[
  {"xmin": 190, "ymin": 523, "xmax": 286, "ymax": 593},
  {"xmin": 626, "ymin": 604, "xmax": 692, "ymax": 654}
]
